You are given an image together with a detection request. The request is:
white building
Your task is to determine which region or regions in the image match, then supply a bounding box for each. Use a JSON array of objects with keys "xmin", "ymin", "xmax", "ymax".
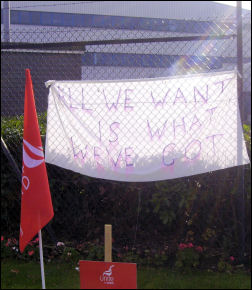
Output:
[{"xmin": 1, "ymin": 1, "xmax": 251, "ymax": 120}]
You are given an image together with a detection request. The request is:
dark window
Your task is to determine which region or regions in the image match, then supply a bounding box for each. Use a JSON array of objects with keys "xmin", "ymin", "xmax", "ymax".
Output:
[
  {"xmin": 41, "ymin": 12, "xmax": 52, "ymax": 25},
  {"xmin": 19, "ymin": 11, "xmax": 31, "ymax": 25},
  {"xmin": 52, "ymin": 13, "xmax": 63, "ymax": 26}
]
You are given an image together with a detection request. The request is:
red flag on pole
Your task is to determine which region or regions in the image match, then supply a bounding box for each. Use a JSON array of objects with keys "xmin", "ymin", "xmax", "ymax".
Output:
[{"xmin": 19, "ymin": 69, "xmax": 54, "ymax": 253}]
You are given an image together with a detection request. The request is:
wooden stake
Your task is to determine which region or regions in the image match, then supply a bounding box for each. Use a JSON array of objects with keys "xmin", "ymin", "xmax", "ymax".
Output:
[{"xmin": 104, "ymin": 224, "xmax": 112, "ymax": 262}]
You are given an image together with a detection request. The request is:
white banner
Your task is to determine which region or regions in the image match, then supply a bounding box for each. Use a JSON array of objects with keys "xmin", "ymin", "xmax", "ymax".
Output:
[{"xmin": 45, "ymin": 71, "xmax": 250, "ymax": 182}]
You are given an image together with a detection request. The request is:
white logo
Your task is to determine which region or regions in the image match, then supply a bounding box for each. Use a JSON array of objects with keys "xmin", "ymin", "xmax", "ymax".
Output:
[
  {"xmin": 23, "ymin": 139, "xmax": 44, "ymax": 168},
  {"xmin": 99, "ymin": 265, "xmax": 115, "ymax": 285}
]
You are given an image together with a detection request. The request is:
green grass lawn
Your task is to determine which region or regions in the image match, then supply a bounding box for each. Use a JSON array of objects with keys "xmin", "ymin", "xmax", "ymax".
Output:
[{"xmin": 1, "ymin": 259, "xmax": 251, "ymax": 289}]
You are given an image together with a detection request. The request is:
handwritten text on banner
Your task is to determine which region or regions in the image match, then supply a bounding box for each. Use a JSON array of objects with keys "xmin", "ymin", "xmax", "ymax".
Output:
[{"xmin": 45, "ymin": 71, "xmax": 250, "ymax": 182}]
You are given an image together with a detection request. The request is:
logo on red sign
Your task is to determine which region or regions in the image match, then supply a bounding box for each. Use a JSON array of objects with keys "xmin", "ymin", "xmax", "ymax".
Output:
[
  {"xmin": 99, "ymin": 264, "xmax": 115, "ymax": 285},
  {"xmin": 80, "ymin": 261, "xmax": 137, "ymax": 289}
]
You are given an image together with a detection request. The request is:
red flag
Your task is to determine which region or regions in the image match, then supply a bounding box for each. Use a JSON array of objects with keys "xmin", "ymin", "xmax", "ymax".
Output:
[{"xmin": 19, "ymin": 69, "xmax": 54, "ymax": 253}]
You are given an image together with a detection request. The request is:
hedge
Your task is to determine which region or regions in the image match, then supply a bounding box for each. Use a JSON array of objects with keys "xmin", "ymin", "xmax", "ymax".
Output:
[{"xmin": 1, "ymin": 115, "xmax": 251, "ymax": 268}]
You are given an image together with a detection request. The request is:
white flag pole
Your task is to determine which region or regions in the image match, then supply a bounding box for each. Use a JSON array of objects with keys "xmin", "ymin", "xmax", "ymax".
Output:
[{"xmin": 38, "ymin": 230, "xmax": 46, "ymax": 289}]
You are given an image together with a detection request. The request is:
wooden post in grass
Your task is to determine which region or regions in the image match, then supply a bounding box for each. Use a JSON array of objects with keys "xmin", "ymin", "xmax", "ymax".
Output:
[{"xmin": 104, "ymin": 224, "xmax": 112, "ymax": 262}]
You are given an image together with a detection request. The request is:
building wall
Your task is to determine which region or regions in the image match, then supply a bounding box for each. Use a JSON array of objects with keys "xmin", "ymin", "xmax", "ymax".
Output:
[
  {"xmin": 4, "ymin": 1, "xmax": 250, "ymax": 19},
  {"xmin": 1, "ymin": 51, "xmax": 82, "ymax": 115},
  {"xmin": 1, "ymin": 1, "xmax": 251, "ymax": 121}
]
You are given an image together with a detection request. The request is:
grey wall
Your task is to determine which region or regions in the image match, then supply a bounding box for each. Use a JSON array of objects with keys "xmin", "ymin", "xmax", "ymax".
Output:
[{"xmin": 1, "ymin": 51, "xmax": 82, "ymax": 116}]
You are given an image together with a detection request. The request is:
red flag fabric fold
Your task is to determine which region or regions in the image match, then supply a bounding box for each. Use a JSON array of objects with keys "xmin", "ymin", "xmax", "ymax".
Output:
[{"xmin": 19, "ymin": 69, "xmax": 54, "ymax": 253}]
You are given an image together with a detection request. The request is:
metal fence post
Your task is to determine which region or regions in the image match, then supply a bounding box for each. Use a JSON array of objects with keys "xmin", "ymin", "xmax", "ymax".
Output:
[
  {"xmin": 3, "ymin": 1, "xmax": 11, "ymax": 42},
  {"xmin": 236, "ymin": 0, "xmax": 245, "ymax": 263}
]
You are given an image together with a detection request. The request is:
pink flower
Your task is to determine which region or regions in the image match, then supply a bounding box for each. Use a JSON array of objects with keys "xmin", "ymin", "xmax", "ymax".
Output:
[
  {"xmin": 30, "ymin": 238, "xmax": 39, "ymax": 244},
  {"xmin": 1, "ymin": 236, "xmax": 4, "ymax": 241},
  {"xmin": 117, "ymin": 253, "xmax": 122, "ymax": 258},
  {"xmin": 12, "ymin": 238, "xmax": 17, "ymax": 245},
  {"xmin": 195, "ymin": 246, "xmax": 203, "ymax": 253},
  {"xmin": 179, "ymin": 243, "xmax": 187, "ymax": 250},
  {"xmin": 28, "ymin": 250, "xmax": 34, "ymax": 256},
  {"xmin": 187, "ymin": 243, "xmax": 194, "ymax": 248},
  {"xmin": 57, "ymin": 242, "xmax": 65, "ymax": 247},
  {"xmin": 5, "ymin": 238, "xmax": 12, "ymax": 246},
  {"xmin": 230, "ymin": 256, "xmax": 235, "ymax": 261}
]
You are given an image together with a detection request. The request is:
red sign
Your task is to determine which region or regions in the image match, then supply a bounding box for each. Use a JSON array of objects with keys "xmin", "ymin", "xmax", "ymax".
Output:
[{"xmin": 80, "ymin": 260, "xmax": 137, "ymax": 289}]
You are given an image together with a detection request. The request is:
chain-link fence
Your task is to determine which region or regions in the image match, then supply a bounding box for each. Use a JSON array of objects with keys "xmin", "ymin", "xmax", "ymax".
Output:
[{"xmin": 1, "ymin": 6, "xmax": 251, "ymax": 267}]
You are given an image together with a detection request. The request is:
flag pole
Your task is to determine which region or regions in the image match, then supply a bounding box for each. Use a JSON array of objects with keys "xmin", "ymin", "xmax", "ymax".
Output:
[
  {"xmin": 38, "ymin": 230, "xmax": 46, "ymax": 289},
  {"xmin": 20, "ymin": 68, "xmax": 53, "ymax": 288}
]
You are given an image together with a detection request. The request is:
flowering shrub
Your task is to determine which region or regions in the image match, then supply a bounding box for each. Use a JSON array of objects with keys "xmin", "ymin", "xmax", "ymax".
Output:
[
  {"xmin": 2, "ymin": 120, "xmax": 251, "ymax": 272},
  {"xmin": 0, "ymin": 235, "xmax": 246, "ymax": 274},
  {"xmin": 216, "ymin": 255, "xmax": 237, "ymax": 273},
  {"xmin": 217, "ymin": 258, "xmax": 232, "ymax": 272},
  {"xmin": 175, "ymin": 243, "xmax": 203, "ymax": 271},
  {"xmin": 59, "ymin": 246, "xmax": 81, "ymax": 265},
  {"xmin": 1, "ymin": 235, "xmax": 40, "ymax": 261},
  {"xmin": 1, "ymin": 236, "xmax": 19, "ymax": 259}
]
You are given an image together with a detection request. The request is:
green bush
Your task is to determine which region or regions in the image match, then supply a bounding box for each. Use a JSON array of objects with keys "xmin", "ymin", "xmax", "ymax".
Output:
[
  {"xmin": 175, "ymin": 243, "xmax": 202, "ymax": 272},
  {"xmin": 1, "ymin": 115, "xmax": 251, "ymax": 271}
]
